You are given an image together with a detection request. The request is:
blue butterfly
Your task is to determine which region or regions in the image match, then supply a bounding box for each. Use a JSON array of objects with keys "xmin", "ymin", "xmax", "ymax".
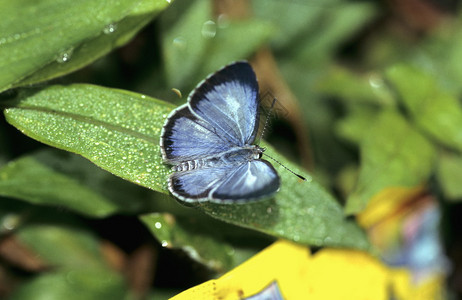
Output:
[{"xmin": 160, "ymin": 61, "xmax": 280, "ymax": 203}]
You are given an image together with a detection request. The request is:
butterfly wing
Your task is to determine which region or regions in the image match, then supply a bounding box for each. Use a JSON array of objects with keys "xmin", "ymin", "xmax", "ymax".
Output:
[
  {"xmin": 188, "ymin": 61, "xmax": 260, "ymax": 147},
  {"xmin": 169, "ymin": 159, "xmax": 280, "ymax": 203},
  {"xmin": 161, "ymin": 106, "xmax": 234, "ymax": 163},
  {"xmin": 168, "ymin": 165, "xmax": 230, "ymax": 202},
  {"xmin": 211, "ymin": 159, "xmax": 280, "ymax": 201}
]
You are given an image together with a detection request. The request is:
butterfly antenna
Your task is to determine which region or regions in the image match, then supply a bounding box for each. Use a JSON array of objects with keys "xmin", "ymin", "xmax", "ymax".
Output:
[
  {"xmin": 258, "ymin": 96, "xmax": 277, "ymax": 141},
  {"xmin": 263, "ymin": 153, "xmax": 307, "ymax": 181}
]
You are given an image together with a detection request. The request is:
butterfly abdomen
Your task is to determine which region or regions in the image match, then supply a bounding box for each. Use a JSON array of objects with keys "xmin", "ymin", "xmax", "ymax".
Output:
[
  {"xmin": 171, "ymin": 159, "xmax": 206, "ymax": 172},
  {"xmin": 171, "ymin": 146, "xmax": 263, "ymax": 173}
]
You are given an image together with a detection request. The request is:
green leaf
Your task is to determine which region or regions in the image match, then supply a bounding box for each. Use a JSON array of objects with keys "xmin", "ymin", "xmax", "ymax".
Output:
[
  {"xmin": 289, "ymin": 2, "xmax": 378, "ymax": 65},
  {"xmin": 161, "ymin": 0, "xmax": 273, "ymax": 90},
  {"xmin": 8, "ymin": 268, "xmax": 128, "ymax": 300},
  {"xmin": 335, "ymin": 105, "xmax": 379, "ymax": 144},
  {"xmin": 141, "ymin": 213, "xmax": 235, "ymax": 272},
  {"xmin": 386, "ymin": 64, "xmax": 462, "ymax": 152},
  {"xmin": 195, "ymin": 20, "xmax": 273, "ymax": 80},
  {"xmin": 0, "ymin": 0, "xmax": 171, "ymax": 92},
  {"xmin": 436, "ymin": 152, "xmax": 462, "ymax": 202},
  {"xmin": 5, "ymin": 84, "xmax": 369, "ymax": 250},
  {"xmin": 0, "ymin": 149, "xmax": 151, "ymax": 217},
  {"xmin": 161, "ymin": 0, "xmax": 212, "ymax": 88},
  {"xmin": 17, "ymin": 223, "xmax": 106, "ymax": 269},
  {"xmin": 252, "ymin": 0, "xmax": 334, "ymax": 50},
  {"xmin": 5, "ymin": 84, "xmax": 173, "ymax": 193},
  {"xmin": 316, "ymin": 66, "xmax": 395, "ymax": 106},
  {"xmin": 345, "ymin": 110, "xmax": 436, "ymax": 214}
]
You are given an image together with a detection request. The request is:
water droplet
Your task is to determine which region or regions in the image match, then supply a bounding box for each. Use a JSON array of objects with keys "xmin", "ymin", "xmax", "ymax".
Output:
[
  {"xmin": 2, "ymin": 214, "xmax": 20, "ymax": 231},
  {"xmin": 201, "ymin": 20, "xmax": 216, "ymax": 39},
  {"xmin": 103, "ymin": 23, "xmax": 117, "ymax": 34},
  {"xmin": 56, "ymin": 48, "xmax": 73, "ymax": 63},
  {"xmin": 161, "ymin": 240, "xmax": 169, "ymax": 247},
  {"xmin": 217, "ymin": 14, "xmax": 230, "ymax": 29},
  {"xmin": 173, "ymin": 36, "xmax": 186, "ymax": 49},
  {"xmin": 369, "ymin": 74, "xmax": 383, "ymax": 89},
  {"xmin": 155, "ymin": 222, "xmax": 162, "ymax": 229}
]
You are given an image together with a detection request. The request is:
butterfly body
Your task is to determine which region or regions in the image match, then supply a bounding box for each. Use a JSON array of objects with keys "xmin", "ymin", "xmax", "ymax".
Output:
[
  {"xmin": 160, "ymin": 61, "xmax": 280, "ymax": 203},
  {"xmin": 170, "ymin": 145, "xmax": 265, "ymax": 172}
]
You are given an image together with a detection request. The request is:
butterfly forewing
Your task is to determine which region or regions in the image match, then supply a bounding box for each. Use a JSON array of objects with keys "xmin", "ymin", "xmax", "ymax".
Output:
[
  {"xmin": 189, "ymin": 61, "xmax": 260, "ymax": 146},
  {"xmin": 160, "ymin": 106, "xmax": 234, "ymax": 163}
]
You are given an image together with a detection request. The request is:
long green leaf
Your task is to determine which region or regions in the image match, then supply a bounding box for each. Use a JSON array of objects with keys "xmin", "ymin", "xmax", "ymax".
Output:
[
  {"xmin": 0, "ymin": 150, "xmax": 151, "ymax": 217},
  {"xmin": 140, "ymin": 213, "xmax": 236, "ymax": 272},
  {"xmin": 5, "ymin": 84, "xmax": 369, "ymax": 250},
  {"xmin": 9, "ymin": 269, "xmax": 128, "ymax": 300},
  {"xmin": 5, "ymin": 84, "xmax": 172, "ymax": 192},
  {"xmin": 0, "ymin": 0, "xmax": 171, "ymax": 92}
]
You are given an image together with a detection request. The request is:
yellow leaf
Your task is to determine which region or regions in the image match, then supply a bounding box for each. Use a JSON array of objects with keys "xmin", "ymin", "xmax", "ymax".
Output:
[{"xmin": 170, "ymin": 240, "xmax": 407, "ymax": 300}]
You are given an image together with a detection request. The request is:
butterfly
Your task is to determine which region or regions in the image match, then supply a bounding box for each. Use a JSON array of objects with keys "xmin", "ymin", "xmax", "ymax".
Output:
[{"xmin": 160, "ymin": 61, "xmax": 280, "ymax": 203}]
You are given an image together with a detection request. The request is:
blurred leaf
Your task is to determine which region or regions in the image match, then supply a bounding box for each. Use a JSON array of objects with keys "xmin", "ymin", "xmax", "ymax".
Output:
[
  {"xmin": 415, "ymin": 19, "xmax": 462, "ymax": 95},
  {"xmin": 5, "ymin": 84, "xmax": 369, "ymax": 250},
  {"xmin": 335, "ymin": 104, "xmax": 379, "ymax": 144},
  {"xmin": 0, "ymin": 149, "xmax": 151, "ymax": 217},
  {"xmin": 17, "ymin": 223, "xmax": 105, "ymax": 269},
  {"xmin": 162, "ymin": 0, "xmax": 273, "ymax": 90},
  {"xmin": 436, "ymin": 152, "xmax": 462, "ymax": 202},
  {"xmin": 317, "ymin": 66, "xmax": 395, "ymax": 106},
  {"xmin": 288, "ymin": 2, "xmax": 378, "ymax": 65},
  {"xmin": 276, "ymin": 2, "xmax": 378, "ymax": 178},
  {"xmin": 4, "ymin": 84, "xmax": 173, "ymax": 193},
  {"xmin": 161, "ymin": 0, "xmax": 212, "ymax": 88},
  {"xmin": 252, "ymin": 0, "xmax": 335, "ymax": 51},
  {"xmin": 141, "ymin": 213, "xmax": 235, "ymax": 272},
  {"xmin": 346, "ymin": 110, "xmax": 436, "ymax": 214},
  {"xmin": 0, "ymin": 0, "xmax": 170, "ymax": 92},
  {"xmin": 8, "ymin": 268, "xmax": 128, "ymax": 300},
  {"xmin": 386, "ymin": 64, "xmax": 462, "ymax": 152},
  {"xmin": 335, "ymin": 164, "xmax": 359, "ymax": 199},
  {"xmin": 196, "ymin": 20, "xmax": 273, "ymax": 80}
]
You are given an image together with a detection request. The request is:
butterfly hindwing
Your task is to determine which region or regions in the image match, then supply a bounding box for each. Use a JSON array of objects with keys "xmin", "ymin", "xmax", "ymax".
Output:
[
  {"xmin": 211, "ymin": 159, "xmax": 280, "ymax": 201},
  {"xmin": 169, "ymin": 159, "xmax": 279, "ymax": 203}
]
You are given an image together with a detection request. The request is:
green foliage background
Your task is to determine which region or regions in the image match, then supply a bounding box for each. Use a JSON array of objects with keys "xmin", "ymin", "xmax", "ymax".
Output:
[{"xmin": 1, "ymin": 0, "xmax": 461, "ymax": 298}]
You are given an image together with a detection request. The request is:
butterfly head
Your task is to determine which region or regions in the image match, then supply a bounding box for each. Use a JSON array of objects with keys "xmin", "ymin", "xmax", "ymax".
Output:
[{"xmin": 252, "ymin": 145, "xmax": 265, "ymax": 159}]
